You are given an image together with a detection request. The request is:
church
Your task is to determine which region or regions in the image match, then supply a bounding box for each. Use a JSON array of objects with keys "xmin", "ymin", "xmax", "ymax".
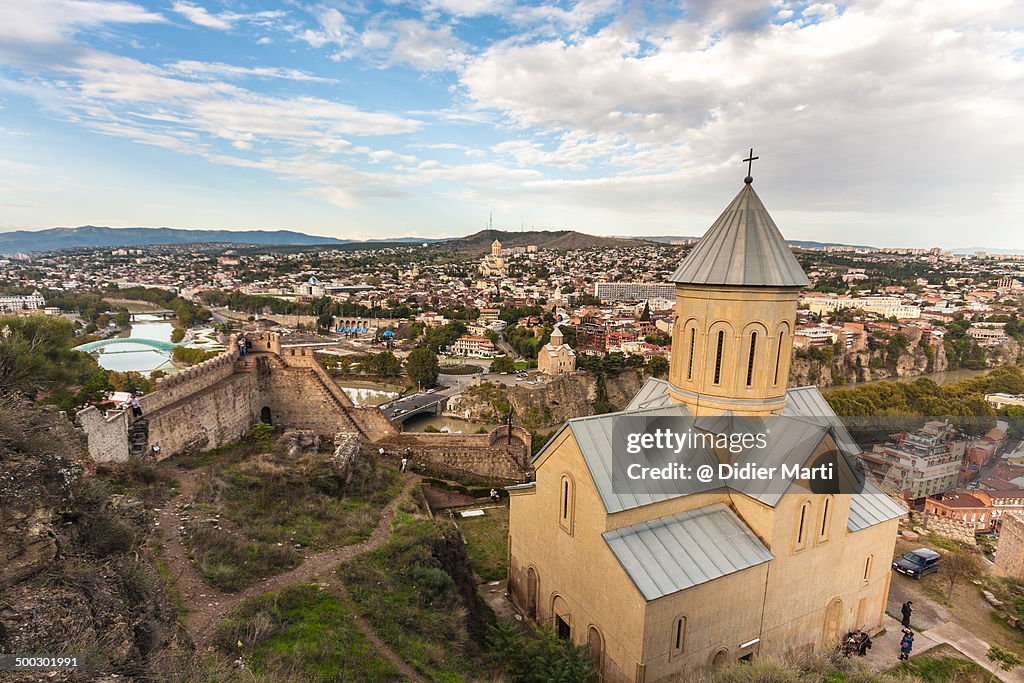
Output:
[
  {"xmin": 506, "ymin": 167, "xmax": 906, "ymax": 681},
  {"xmin": 479, "ymin": 238, "xmax": 509, "ymax": 277}
]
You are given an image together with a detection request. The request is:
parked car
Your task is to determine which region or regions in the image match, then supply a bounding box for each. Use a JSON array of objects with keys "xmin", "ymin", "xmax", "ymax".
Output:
[{"xmin": 892, "ymin": 548, "xmax": 941, "ymax": 579}]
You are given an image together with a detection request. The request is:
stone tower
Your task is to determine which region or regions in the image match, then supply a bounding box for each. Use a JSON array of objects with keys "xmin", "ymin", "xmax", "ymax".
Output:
[
  {"xmin": 667, "ymin": 176, "xmax": 809, "ymax": 415},
  {"xmin": 491, "ymin": 239, "xmax": 502, "ymax": 257}
]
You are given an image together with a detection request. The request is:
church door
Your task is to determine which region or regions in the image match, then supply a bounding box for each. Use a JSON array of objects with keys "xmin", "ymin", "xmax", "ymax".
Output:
[{"xmin": 823, "ymin": 598, "xmax": 843, "ymax": 644}]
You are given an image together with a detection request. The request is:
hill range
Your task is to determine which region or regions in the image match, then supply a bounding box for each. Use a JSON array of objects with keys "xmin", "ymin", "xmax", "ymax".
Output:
[{"xmin": 0, "ymin": 224, "xmax": 883, "ymax": 254}]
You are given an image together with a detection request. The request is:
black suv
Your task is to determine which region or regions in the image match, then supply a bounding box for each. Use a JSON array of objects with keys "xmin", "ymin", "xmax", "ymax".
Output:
[{"xmin": 892, "ymin": 548, "xmax": 941, "ymax": 579}]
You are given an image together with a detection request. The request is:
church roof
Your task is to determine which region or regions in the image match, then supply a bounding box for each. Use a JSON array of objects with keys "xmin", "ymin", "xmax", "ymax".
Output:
[
  {"xmin": 558, "ymin": 379, "xmax": 906, "ymax": 528},
  {"xmin": 602, "ymin": 503, "xmax": 773, "ymax": 601},
  {"xmin": 668, "ymin": 182, "xmax": 810, "ymax": 288}
]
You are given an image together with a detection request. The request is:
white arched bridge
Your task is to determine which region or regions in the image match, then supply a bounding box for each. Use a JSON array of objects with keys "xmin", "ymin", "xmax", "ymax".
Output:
[{"xmin": 73, "ymin": 337, "xmax": 180, "ymax": 354}]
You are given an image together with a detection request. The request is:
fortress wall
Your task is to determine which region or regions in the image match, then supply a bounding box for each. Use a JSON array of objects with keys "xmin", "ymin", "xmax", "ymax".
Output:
[
  {"xmin": 995, "ymin": 513, "xmax": 1024, "ymax": 578},
  {"xmin": 262, "ymin": 366, "xmax": 360, "ymax": 440},
  {"xmin": 349, "ymin": 406, "xmax": 398, "ymax": 438},
  {"xmin": 75, "ymin": 405, "xmax": 131, "ymax": 462},
  {"xmin": 385, "ymin": 428, "xmax": 531, "ymax": 480},
  {"xmin": 277, "ymin": 346, "xmax": 355, "ymax": 407},
  {"xmin": 147, "ymin": 371, "xmax": 259, "ymax": 459},
  {"xmin": 140, "ymin": 340, "xmax": 239, "ymax": 415}
]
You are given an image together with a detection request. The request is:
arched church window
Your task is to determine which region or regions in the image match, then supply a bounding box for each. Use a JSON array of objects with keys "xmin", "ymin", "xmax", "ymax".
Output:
[
  {"xmin": 670, "ymin": 616, "xmax": 687, "ymax": 659},
  {"xmin": 687, "ymin": 327, "xmax": 695, "ymax": 380},
  {"xmin": 795, "ymin": 500, "xmax": 810, "ymax": 551},
  {"xmin": 819, "ymin": 495, "xmax": 833, "ymax": 543},
  {"xmin": 746, "ymin": 331, "xmax": 758, "ymax": 386},
  {"xmin": 559, "ymin": 475, "xmax": 575, "ymax": 534},
  {"xmin": 774, "ymin": 332, "xmax": 785, "ymax": 385},
  {"xmin": 713, "ymin": 330, "xmax": 725, "ymax": 385}
]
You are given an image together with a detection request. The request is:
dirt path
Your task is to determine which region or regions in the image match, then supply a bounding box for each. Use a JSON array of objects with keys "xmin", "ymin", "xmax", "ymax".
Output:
[
  {"xmin": 156, "ymin": 468, "xmax": 421, "ymax": 651},
  {"xmin": 330, "ymin": 583, "xmax": 429, "ymax": 683}
]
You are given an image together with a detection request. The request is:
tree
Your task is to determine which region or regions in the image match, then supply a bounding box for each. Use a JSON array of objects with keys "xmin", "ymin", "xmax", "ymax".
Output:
[
  {"xmin": 406, "ymin": 347, "xmax": 439, "ymax": 388},
  {"xmin": 987, "ymin": 645, "xmax": 1022, "ymax": 683},
  {"xmin": 488, "ymin": 620, "xmax": 597, "ymax": 683},
  {"xmin": 491, "ymin": 356, "xmax": 516, "ymax": 374},
  {"xmin": 647, "ymin": 356, "xmax": 669, "ymax": 378},
  {"xmin": 114, "ymin": 308, "xmax": 131, "ymax": 328},
  {"xmin": 170, "ymin": 327, "xmax": 185, "ymax": 343},
  {"xmin": 943, "ymin": 548, "xmax": 984, "ymax": 601},
  {"xmin": 0, "ymin": 315, "xmax": 99, "ymax": 399}
]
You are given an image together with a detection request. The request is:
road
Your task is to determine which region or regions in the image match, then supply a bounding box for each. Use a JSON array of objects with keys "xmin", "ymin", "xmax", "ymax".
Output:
[{"xmin": 381, "ymin": 386, "xmax": 459, "ymax": 421}]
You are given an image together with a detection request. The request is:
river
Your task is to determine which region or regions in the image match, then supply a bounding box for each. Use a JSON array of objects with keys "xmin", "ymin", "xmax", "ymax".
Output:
[
  {"xmin": 402, "ymin": 414, "xmax": 500, "ymax": 434},
  {"xmin": 334, "ymin": 381, "xmax": 401, "ymax": 407},
  {"xmin": 96, "ymin": 315, "xmax": 175, "ymax": 374}
]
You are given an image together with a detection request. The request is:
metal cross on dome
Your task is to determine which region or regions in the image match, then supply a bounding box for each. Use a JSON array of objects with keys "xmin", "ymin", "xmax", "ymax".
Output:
[{"xmin": 743, "ymin": 148, "xmax": 759, "ymax": 181}]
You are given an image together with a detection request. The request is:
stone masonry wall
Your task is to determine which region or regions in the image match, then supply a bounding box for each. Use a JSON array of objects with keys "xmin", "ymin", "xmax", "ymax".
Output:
[
  {"xmin": 147, "ymin": 372, "xmax": 258, "ymax": 458},
  {"xmin": 995, "ymin": 513, "xmax": 1024, "ymax": 578},
  {"xmin": 922, "ymin": 511, "xmax": 977, "ymax": 546}
]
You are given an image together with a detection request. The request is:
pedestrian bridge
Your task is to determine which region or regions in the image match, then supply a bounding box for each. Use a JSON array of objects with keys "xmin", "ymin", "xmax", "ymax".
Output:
[{"xmin": 73, "ymin": 337, "xmax": 180, "ymax": 353}]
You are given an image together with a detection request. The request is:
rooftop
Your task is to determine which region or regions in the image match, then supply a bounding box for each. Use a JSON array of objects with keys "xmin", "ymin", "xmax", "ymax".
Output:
[{"xmin": 669, "ymin": 182, "xmax": 810, "ymax": 288}]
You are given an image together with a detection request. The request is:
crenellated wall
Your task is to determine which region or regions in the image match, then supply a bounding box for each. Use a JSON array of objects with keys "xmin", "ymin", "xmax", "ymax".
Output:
[{"xmin": 76, "ymin": 333, "xmax": 529, "ymax": 480}]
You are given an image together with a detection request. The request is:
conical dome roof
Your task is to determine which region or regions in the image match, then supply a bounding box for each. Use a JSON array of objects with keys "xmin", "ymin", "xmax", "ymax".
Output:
[{"xmin": 669, "ymin": 182, "xmax": 809, "ymax": 288}]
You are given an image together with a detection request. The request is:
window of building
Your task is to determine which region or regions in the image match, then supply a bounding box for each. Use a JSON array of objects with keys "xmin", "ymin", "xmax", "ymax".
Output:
[
  {"xmin": 746, "ymin": 331, "xmax": 757, "ymax": 386},
  {"xmin": 670, "ymin": 616, "xmax": 687, "ymax": 659},
  {"xmin": 687, "ymin": 327, "xmax": 695, "ymax": 380},
  {"xmin": 713, "ymin": 330, "xmax": 725, "ymax": 385},
  {"xmin": 795, "ymin": 501, "xmax": 810, "ymax": 552},
  {"xmin": 818, "ymin": 496, "xmax": 832, "ymax": 543},
  {"xmin": 559, "ymin": 475, "xmax": 575, "ymax": 534},
  {"xmin": 773, "ymin": 333, "xmax": 785, "ymax": 385},
  {"xmin": 863, "ymin": 555, "xmax": 873, "ymax": 582}
]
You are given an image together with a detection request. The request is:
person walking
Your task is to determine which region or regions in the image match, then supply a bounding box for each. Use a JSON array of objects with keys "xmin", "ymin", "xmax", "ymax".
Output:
[
  {"xmin": 901, "ymin": 600, "xmax": 913, "ymax": 628},
  {"xmin": 131, "ymin": 396, "xmax": 142, "ymax": 417},
  {"xmin": 898, "ymin": 629, "xmax": 914, "ymax": 661},
  {"xmin": 400, "ymin": 457, "xmax": 408, "ymax": 473}
]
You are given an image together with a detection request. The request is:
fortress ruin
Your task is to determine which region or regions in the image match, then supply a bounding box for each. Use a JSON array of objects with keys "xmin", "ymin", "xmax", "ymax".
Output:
[{"xmin": 77, "ymin": 332, "xmax": 530, "ymax": 480}]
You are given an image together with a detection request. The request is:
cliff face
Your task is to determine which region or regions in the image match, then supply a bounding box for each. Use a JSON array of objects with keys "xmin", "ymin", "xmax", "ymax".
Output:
[
  {"xmin": 449, "ymin": 370, "xmax": 647, "ymax": 430},
  {"xmin": 0, "ymin": 396, "xmax": 190, "ymax": 679},
  {"xmin": 789, "ymin": 342, "xmax": 950, "ymax": 388}
]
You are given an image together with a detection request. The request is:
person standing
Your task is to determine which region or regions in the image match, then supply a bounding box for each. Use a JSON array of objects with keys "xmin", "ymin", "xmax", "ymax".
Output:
[
  {"xmin": 238, "ymin": 338, "xmax": 247, "ymax": 357},
  {"xmin": 899, "ymin": 629, "xmax": 914, "ymax": 661},
  {"xmin": 901, "ymin": 600, "xmax": 913, "ymax": 628},
  {"xmin": 131, "ymin": 396, "xmax": 142, "ymax": 417},
  {"xmin": 400, "ymin": 457, "xmax": 408, "ymax": 473}
]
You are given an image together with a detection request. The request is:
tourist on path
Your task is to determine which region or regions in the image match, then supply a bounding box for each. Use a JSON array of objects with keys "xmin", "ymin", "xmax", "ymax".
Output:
[
  {"xmin": 131, "ymin": 396, "xmax": 142, "ymax": 417},
  {"xmin": 400, "ymin": 457, "xmax": 407, "ymax": 472},
  {"xmin": 238, "ymin": 338, "xmax": 247, "ymax": 357},
  {"xmin": 898, "ymin": 629, "xmax": 914, "ymax": 661},
  {"xmin": 901, "ymin": 600, "xmax": 913, "ymax": 628}
]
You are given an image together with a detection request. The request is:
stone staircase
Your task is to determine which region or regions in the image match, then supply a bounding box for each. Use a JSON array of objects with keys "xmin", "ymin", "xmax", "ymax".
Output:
[{"xmin": 128, "ymin": 418, "xmax": 149, "ymax": 458}]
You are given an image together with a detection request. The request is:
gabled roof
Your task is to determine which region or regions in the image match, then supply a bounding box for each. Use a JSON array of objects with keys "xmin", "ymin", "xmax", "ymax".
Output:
[
  {"xmin": 669, "ymin": 182, "xmax": 810, "ymax": 288},
  {"xmin": 847, "ymin": 480, "xmax": 907, "ymax": 531},
  {"xmin": 603, "ymin": 503, "xmax": 773, "ymax": 601}
]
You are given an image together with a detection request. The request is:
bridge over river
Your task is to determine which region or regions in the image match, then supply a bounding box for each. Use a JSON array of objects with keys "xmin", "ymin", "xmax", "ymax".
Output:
[{"xmin": 74, "ymin": 337, "xmax": 180, "ymax": 354}]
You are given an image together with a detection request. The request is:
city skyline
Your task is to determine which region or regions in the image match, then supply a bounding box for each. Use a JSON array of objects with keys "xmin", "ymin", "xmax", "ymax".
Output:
[{"xmin": 1, "ymin": 0, "xmax": 1023, "ymax": 249}]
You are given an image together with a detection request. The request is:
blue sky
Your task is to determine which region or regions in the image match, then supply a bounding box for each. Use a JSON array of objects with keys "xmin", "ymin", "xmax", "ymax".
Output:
[{"xmin": 1, "ymin": 0, "xmax": 1023, "ymax": 248}]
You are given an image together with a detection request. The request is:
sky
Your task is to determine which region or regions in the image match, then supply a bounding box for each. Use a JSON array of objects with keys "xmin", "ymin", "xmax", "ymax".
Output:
[{"xmin": 1, "ymin": 0, "xmax": 1023, "ymax": 249}]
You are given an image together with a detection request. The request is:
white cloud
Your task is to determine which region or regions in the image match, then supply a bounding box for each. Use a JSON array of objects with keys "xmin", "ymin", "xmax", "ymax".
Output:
[
  {"xmin": 171, "ymin": 1, "xmax": 285, "ymax": 31},
  {"xmin": 167, "ymin": 60, "xmax": 335, "ymax": 83},
  {"xmin": 172, "ymin": 1, "xmax": 232, "ymax": 30}
]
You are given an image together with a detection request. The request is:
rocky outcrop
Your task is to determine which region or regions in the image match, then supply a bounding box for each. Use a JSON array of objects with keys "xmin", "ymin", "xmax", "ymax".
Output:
[
  {"xmin": 279, "ymin": 429, "xmax": 321, "ymax": 457},
  {"xmin": 0, "ymin": 396, "xmax": 191, "ymax": 679},
  {"xmin": 448, "ymin": 370, "xmax": 647, "ymax": 429},
  {"xmin": 789, "ymin": 342, "xmax": 950, "ymax": 389}
]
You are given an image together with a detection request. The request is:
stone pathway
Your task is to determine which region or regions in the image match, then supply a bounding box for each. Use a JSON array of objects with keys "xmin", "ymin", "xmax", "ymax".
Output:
[
  {"xmin": 922, "ymin": 622, "xmax": 1024, "ymax": 683},
  {"xmin": 157, "ymin": 467, "xmax": 424, "ymax": 677},
  {"xmin": 861, "ymin": 614, "xmax": 937, "ymax": 673}
]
